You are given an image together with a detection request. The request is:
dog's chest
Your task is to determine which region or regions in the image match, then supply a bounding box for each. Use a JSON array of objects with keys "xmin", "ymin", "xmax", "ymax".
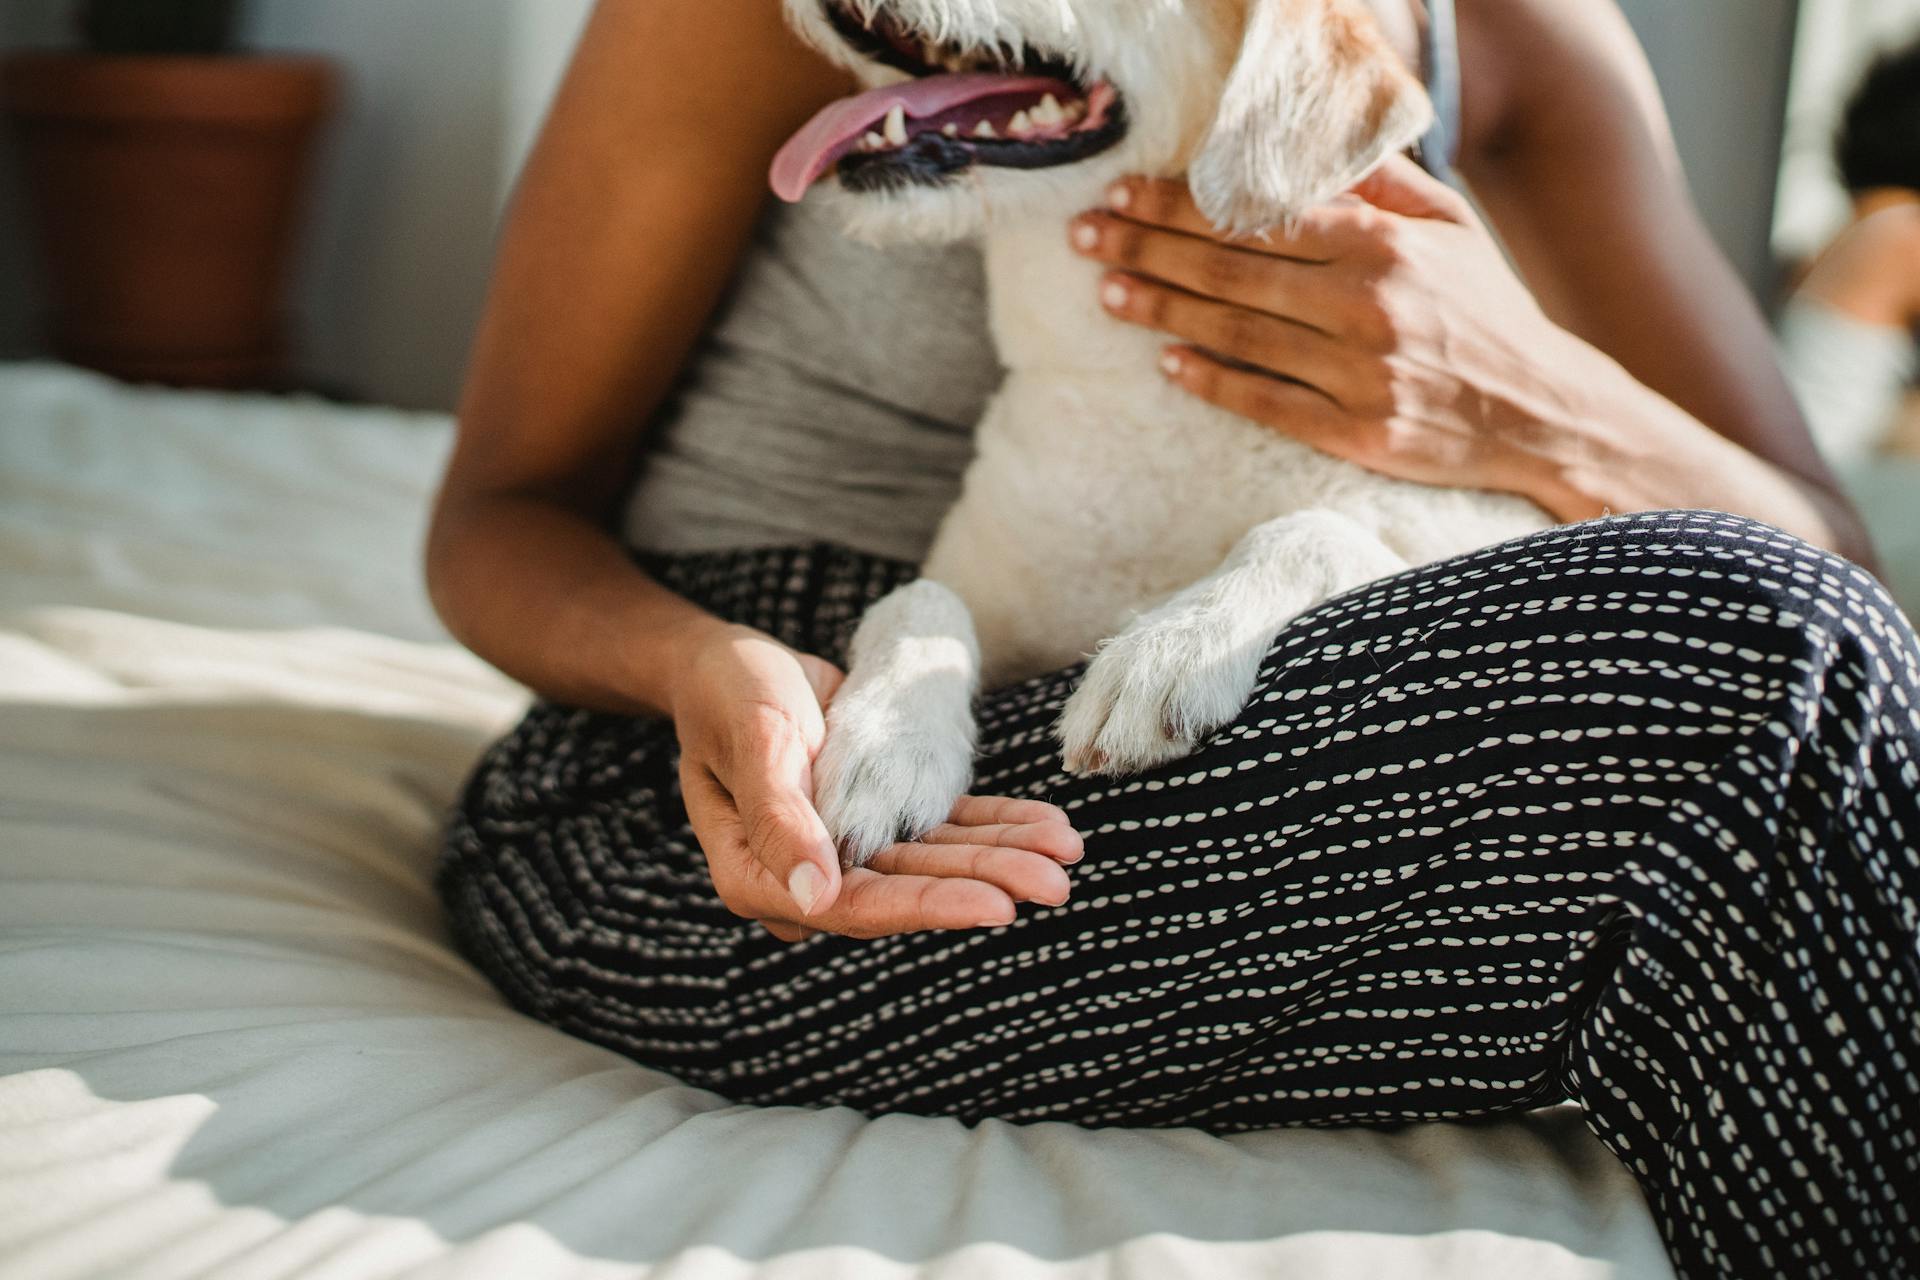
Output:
[
  {"xmin": 916, "ymin": 225, "xmax": 1331, "ymax": 675},
  {"xmin": 973, "ymin": 223, "xmax": 1327, "ymax": 538},
  {"xmin": 918, "ymin": 220, "xmax": 1550, "ymax": 683}
]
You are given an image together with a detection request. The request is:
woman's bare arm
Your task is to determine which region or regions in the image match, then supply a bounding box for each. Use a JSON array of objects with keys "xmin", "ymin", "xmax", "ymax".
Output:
[
  {"xmin": 426, "ymin": 0, "xmax": 848, "ymax": 715},
  {"xmin": 426, "ymin": 2, "xmax": 1078, "ymax": 937},
  {"xmin": 1457, "ymin": 0, "xmax": 1873, "ymax": 561}
]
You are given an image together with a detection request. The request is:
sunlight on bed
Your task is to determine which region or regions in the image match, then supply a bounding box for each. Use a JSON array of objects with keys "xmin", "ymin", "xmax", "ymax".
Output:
[{"xmin": 0, "ymin": 363, "xmax": 1676, "ymax": 1279}]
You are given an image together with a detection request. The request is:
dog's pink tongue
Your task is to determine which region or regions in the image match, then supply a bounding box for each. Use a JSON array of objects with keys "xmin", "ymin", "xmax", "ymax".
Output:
[{"xmin": 770, "ymin": 73, "xmax": 1066, "ymax": 202}]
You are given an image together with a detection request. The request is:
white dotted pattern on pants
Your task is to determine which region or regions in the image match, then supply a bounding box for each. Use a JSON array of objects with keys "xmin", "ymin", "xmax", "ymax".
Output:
[{"xmin": 440, "ymin": 511, "xmax": 1920, "ymax": 1280}]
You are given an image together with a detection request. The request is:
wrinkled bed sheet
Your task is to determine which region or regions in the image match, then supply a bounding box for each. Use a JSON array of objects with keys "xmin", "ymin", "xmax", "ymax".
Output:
[{"xmin": 0, "ymin": 363, "xmax": 1679, "ymax": 1278}]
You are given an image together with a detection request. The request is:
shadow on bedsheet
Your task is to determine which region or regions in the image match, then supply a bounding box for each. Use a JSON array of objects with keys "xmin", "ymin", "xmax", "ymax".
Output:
[{"xmin": 0, "ymin": 697, "xmax": 1676, "ymax": 1277}]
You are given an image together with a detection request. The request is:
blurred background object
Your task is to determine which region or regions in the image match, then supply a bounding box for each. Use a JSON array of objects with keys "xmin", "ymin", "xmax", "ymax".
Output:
[
  {"xmin": 1773, "ymin": 0, "xmax": 1920, "ymax": 609},
  {"xmin": 1776, "ymin": 4, "xmax": 1920, "ymax": 465},
  {"xmin": 2, "ymin": 0, "xmax": 338, "ymax": 390},
  {"xmin": 0, "ymin": 0, "xmax": 595, "ymax": 408},
  {"xmin": 79, "ymin": 0, "xmax": 242, "ymax": 54},
  {"xmin": 1776, "ymin": 0, "xmax": 1920, "ymax": 262},
  {"xmin": 0, "ymin": 0, "xmax": 1795, "ymax": 411}
]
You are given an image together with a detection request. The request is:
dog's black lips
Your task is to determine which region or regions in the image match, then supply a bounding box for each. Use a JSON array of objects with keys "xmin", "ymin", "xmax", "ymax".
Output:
[{"xmin": 823, "ymin": 0, "xmax": 1130, "ymax": 193}]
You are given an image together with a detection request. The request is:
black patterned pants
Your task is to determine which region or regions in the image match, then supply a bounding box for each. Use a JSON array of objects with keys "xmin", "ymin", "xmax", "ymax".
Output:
[{"xmin": 439, "ymin": 511, "xmax": 1920, "ymax": 1280}]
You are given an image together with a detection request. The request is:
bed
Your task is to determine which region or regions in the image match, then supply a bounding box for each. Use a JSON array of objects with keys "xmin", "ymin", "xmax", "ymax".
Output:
[{"xmin": 0, "ymin": 361, "xmax": 1710, "ymax": 1279}]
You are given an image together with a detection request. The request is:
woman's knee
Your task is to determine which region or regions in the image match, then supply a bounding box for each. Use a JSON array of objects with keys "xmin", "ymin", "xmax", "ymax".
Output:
[
  {"xmin": 1256, "ymin": 510, "xmax": 1895, "ymax": 687},
  {"xmin": 1541, "ymin": 510, "xmax": 1909, "ymax": 660}
]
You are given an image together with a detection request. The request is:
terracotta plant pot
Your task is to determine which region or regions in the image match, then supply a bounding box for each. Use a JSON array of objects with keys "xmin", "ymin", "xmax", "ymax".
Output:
[{"xmin": 2, "ymin": 53, "xmax": 338, "ymax": 388}]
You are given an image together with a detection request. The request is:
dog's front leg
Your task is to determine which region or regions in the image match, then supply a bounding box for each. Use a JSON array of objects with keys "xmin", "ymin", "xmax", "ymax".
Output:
[
  {"xmin": 814, "ymin": 579, "xmax": 981, "ymax": 867},
  {"xmin": 1059, "ymin": 510, "xmax": 1408, "ymax": 776}
]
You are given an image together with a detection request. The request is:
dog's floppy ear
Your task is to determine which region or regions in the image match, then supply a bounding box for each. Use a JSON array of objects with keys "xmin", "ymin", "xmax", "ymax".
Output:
[{"xmin": 1190, "ymin": 0, "xmax": 1435, "ymax": 234}]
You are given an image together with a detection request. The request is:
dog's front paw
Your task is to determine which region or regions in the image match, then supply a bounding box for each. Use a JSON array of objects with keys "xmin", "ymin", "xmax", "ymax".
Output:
[
  {"xmin": 1058, "ymin": 610, "xmax": 1268, "ymax": 777},
  {"xmin": 814, "ymin": 689, "xmax": 975, "ymax": 868}
]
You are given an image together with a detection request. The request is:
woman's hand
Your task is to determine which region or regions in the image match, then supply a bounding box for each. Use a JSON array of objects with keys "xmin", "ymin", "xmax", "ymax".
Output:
[
  {"xmin": 671, "ymin": 623, "xmax": 1080, "ymax": 942},
  {"xmin": 1068, "ymin": 153, "xmax": 1871, "ymax": 562},
  {"xmin": 1068, "ymin": 155, "xmax": 1668, "ymax": 523}
]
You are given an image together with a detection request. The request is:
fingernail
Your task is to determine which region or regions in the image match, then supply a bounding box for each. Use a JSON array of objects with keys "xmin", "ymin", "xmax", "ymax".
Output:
[
  {"xmin": 1070, "ymin": 219, "xmax": 1100, "ymax": 251},
  {"xmin": 1100, "ymin": 278, "xmax": 1129, "ymax": 310},
  {"xmin": 788, "ymin": 864, "xmax": 827, "ymax": 916},
  {"xmin": 1160, "ymin": 349, "xmax": 1184, "ymax": 377},
  {"xmin": 1107, "ymin": 181, "xmax": 1132, "ymax": 210}
]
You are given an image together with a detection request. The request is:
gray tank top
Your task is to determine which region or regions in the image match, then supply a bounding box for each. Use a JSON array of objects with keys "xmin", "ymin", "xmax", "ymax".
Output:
[
  {"xmin": 623, "ymin": 0, "xmax": 1461, "ymax": 564},
  {"xmin": 622, "ymin": 194, "xmax": 998, "ymax": 563}
]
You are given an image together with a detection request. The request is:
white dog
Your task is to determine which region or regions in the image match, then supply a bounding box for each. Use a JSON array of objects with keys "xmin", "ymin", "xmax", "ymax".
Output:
[{"xmin": 771, "ymin": 0, "xmax": 1553, "ymax": 862}]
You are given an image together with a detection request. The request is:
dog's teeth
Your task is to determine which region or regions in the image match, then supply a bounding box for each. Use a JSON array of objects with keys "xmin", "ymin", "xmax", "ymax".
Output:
[
  {"xmin": 862, "ymin": 130, "xmax": 887, "ymax": 151},
  {"xmin": 1010, "ymin": 110, "xmax": 1033, "ymax": 135},
  {"xmin": 1034, "ymin": 94, "xmax": 1064, "ymax": 126},
  {"xmin": 883, "ymin": 105, "xmax": 909, "ymax": 146},
  {"xmin": 973, "ymin": 120, "xmax": 997, "ymax": 138},
  {"xmin": 941, "ymin": 123, "xmax": 960, "ymax": 137}
]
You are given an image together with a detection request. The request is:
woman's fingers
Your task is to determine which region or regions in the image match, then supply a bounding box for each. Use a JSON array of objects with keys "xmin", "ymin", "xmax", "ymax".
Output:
[
  {"xmin": 1098, "ymin": 273, "xmax": 1355, "ymax": 409},
  {"xmin": 725, "ymin": 756, "xmax": 845, "ymax": 919},
  {"xmin": 698, "ymin": 750, "xmax": 1059, "ymax": 937},
  {"xmin": 817, "ymin": 867, "xmax": 1018, "ymax": 939},
  {"xmin": 1346, "ymin": 153, "xmax": 1475, "ymax": 225},
  {"xmin": 1102, "ymin": 176, "xmax": 1227, "ymax": 240},
  {"xmin": 689, "ymin": 706, "xmax": 845, "ymax": 921},
  {"xmin": 796, "ymin": 652, "xmax": 847, "ymax": 707},
  {"xmin": 705, "ymin": 786, "xmax": 1021, "ymax": 937},
  {"xmin": 748, "ymin": 858, "xmax": 1023, "ymax": 940},
  {"xmin": 865, "ymin": 841, "xmax": 1072, "ymax": 905},
  {"xmin": 683, "ymin": 761, "xmax": 818, "ymax": 921},
  {"xmin": 742, "ymin": 790, "xmax": 1085, "ymax": 941},
  {"xmin": 1072, "ymin": 211, "xmax": 1342, "ymax": 329},
  {"xmin": 886, "ymin": 790, "xmax": 1085, "ymax": 900},
  {"xmin": 933, "ymin": 794, "xmax": 1084, "ymax": 862},
  {"xmin": 944, "ymin": 793, "xmax": 1070, "ymax": 828},
  {"xmin": 1158, "ymin": 345, "xmax": 1368, "ymax": 461},
  {"xmin": 916, "ymin": 818, "xmax": 1083, "ymax": 864},
  {"xmin": 1100, "ymin": 175, "xmax": 1389, "ymax": 260},
  {"xmin": 677, "ymin": 641, "xmax": 1072, "ymax": 942}
]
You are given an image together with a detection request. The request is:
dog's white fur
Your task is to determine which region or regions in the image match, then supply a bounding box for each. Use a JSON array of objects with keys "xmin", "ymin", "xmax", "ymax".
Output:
[{"xmin": 789, "ymin": 0, "xmax": 1554, "ymax": 862}]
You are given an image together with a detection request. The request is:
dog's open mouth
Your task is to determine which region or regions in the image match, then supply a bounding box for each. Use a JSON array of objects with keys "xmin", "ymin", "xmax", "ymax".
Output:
[{"xmin": 770, "ymin": 1, "xmax": 1129, "ymax": 201}]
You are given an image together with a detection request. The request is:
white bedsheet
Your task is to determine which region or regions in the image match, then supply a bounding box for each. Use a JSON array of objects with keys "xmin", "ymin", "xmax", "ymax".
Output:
[{"xmin": 0, "ymin": 363, "xmax": 1677, "ymax": 1279}]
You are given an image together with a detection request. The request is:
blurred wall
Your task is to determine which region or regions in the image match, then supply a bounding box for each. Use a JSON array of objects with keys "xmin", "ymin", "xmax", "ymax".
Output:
[
  {"xmin": 1617, "ymin": 0, "xmax": 1801, "ymax": 301},
  {"xmin": 247, "ymin": 0, "xmax": 513, "ymax": 409},
  {"xmin": 0, "ymin": 0, "xmax": 68, "ymax": 362},
  {"xmin": 1, "ymin": 0, "xmax": 1794, "ymax": 409},
  {"xmin": 247, "ymin": 0, "xmax": 595, "ymax": 409}
]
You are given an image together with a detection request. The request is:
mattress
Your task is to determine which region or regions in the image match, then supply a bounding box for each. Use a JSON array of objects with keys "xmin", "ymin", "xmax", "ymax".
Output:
[{"xmin": 0, "ymin": 362, "xmax": 1679, "ymax": 1279}]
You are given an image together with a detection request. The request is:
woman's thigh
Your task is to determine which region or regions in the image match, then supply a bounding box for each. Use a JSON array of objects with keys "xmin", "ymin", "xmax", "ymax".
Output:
[{"xmin": 440, "ymin": 510, "xmax": 1913, "ymax": 1132}]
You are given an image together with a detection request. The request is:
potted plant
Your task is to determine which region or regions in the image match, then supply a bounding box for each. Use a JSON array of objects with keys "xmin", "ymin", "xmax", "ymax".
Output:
[{"xmin": 1, "ymin": 0, "xmax": 338, "ymax": 388}]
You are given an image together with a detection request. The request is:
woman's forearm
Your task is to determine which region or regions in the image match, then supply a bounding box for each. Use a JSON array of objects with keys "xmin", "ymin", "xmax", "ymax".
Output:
[
  {"xmin": 426, "ymin": 491, "xmax": 729, "ymax": 717},
  {"xmin": 421, "ymin": 0, "xmax": 852, "ymax": 717},
  {"xmin": 1536, "ymin": 336, "xmax": 1877, "ymax": 565}
]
